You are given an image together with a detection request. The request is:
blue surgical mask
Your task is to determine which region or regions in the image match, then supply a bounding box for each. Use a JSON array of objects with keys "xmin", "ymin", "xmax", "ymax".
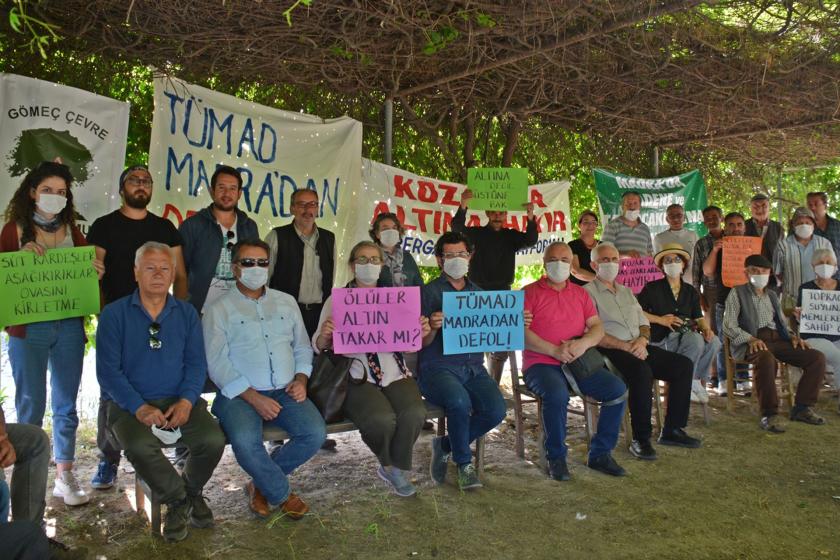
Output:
[{"xmin": 239, "ymin": 267, "xmax": 268, "ymax": 290}]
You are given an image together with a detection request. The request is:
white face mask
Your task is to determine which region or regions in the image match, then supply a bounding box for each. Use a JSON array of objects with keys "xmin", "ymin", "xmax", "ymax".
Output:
[
  {"xmin": 355, "ymin": 263, "xmax": 382, "ymax": 285},
  {"xmin": 663, "ymin": 262, "xmax": 683, "ymax": 279},
  {"xmin": 239, "ymin": 266, "xmax": 268, "ymax": 290},
  {"xmin": 794, "ymin": 224, "xmax": 814, "ymax": 239},
  {"xmin": 624, "ymin": 209, "xmax": 641, "ymax": 221},
  {"xmin": 443, "ymin": 257, "xmax": 469, "ymax": 279},
  {"xmin": 151, "ymin": 425, "xmax": 182, "ymax": 445},
  {"xmin": 596, "ymin": 262, "xmax": 620, "ymax": 282},
  {"xmin": 815, "ymin": 264, "xmax": 836, "ymax": 279},
  {"xmin": 749, "ymin": 274, "xmax": 770, "ymax": 289},
  {"xmin": 378, "ymin": 229, "xmax": 400, "ymax": 248},
  {"xmin": 545, "ymin": 261, "xmax": 571, "ymax": 283},
  {"xmin": 36, "ymin": 193, "xmax": 67, "ymax": 215}
]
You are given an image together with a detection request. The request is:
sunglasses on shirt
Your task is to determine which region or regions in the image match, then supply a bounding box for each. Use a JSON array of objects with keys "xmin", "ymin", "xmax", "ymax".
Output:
[
  {"xmin": 149, "ymin": 322, "xmax": 162, "ymax": 350},
  {"xmin": 236, "ymin": 258, "xmax": 270, "ymax": 268},
  {"xmin": 225, "ymin": 230, "xmax": 235, "ymax": 250}
]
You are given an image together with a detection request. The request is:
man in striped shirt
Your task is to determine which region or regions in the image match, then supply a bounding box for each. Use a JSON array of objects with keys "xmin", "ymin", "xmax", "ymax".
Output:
[{"xmin": 601, "ymin": 191, "xmax": 653, "ymax": 258}]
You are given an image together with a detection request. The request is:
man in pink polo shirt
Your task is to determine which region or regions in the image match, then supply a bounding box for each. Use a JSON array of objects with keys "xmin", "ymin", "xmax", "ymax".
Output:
[{"xmin": 523, "ymin": 242, "xmax": 627, "ymax": 481}]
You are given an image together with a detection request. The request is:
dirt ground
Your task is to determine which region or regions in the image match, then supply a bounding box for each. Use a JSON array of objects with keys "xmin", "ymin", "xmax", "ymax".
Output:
[{"xmin": 30, "ymin": 384, "xmax": 840, "ymax": 560}]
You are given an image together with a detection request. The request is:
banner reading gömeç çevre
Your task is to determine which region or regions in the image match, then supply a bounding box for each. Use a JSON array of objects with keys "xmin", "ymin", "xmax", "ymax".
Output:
[{"xmin": 593, "ymin": 168, "xmax": 709, "ymax": 238}]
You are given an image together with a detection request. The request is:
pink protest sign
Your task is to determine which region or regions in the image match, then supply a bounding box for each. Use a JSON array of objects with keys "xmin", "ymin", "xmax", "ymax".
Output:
[
  {"xmin": 332, "ymin": 287, "xmax": 422, "ymax": 353},
  {"xmin": 616, "ymin": 256, "xmax": 664, "ymax": 294}
]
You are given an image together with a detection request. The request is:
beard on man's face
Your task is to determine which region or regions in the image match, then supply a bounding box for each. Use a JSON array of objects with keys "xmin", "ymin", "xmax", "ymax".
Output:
[{"xmin": 124, "ymin": 190, "xmax": 150, "ymax": 209}]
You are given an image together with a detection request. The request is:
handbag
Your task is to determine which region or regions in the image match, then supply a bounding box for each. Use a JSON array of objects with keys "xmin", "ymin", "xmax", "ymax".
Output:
[
  {"xmin": 307, "ymin": 350, "xmax": 366, "ymax": 423},
  {"xmin": 563, "ymin": 346, "xmax": 606, "ymax": 381}
]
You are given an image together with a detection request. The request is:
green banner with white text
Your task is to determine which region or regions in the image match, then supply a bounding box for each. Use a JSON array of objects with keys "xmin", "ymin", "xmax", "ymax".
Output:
[
  {"xmin": 593, "ymin": 168, "xmax": 709, "ymax": 237},
  {"xmin": 0, "ymin": 246, "xmax": 100, "ymax": 327}
]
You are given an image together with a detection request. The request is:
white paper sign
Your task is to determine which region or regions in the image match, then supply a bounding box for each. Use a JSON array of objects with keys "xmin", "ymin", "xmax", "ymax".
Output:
[{"xmin": 799, "ymin": 289, "xmax": 840, "ymax": 336}]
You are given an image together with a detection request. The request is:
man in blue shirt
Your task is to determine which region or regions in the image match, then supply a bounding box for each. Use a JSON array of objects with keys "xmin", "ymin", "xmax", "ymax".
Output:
[
  {"xmin": 203, "ymin": 239, "xmax": 326, "ymax": 520},
  {"xmin": 97, "ymin": 242, "xmax": 226, "ymax": 543},
  {"xmin": 419, "ymin": 231, "xmax": 508, "ymax": 491}
]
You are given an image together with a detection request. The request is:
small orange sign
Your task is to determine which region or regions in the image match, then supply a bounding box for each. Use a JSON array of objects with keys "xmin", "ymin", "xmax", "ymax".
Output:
[{"xmin": 722, "ymin": 236, "xmax": 763, "ymax": 288}]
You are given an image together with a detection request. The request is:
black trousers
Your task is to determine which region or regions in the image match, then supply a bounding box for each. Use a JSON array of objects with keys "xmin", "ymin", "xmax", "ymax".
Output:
[
  {"xmin": 599, "ymin": 345, "xmax": 693, "ymax": 442},
  {"xmin": 97, "ymin": 396, "xmax": 122, "ymax": 464},
  {"xmin": 298, "ymin": 303, "xmax": 323, "ymax": 339},
  {"xmin": 0, "ymin": 520, "xmax": 50, "ymax": 560}
]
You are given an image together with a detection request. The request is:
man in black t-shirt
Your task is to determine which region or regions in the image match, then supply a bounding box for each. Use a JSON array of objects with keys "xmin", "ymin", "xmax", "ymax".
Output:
[{"xmin": 86, "ymin": 165, "xmax": 188, "ymax": 490}]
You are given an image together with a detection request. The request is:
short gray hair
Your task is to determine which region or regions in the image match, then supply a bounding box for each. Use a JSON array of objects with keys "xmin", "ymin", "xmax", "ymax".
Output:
[
  {"xmin": 812, "ymin": 248, "xmax": 837, "ymax": 266},
  {"xmin": 135, "ymin": 241, "xmax": 175, "ymax": 267},
  {"xmin": 591, "ymin": 241, "xmax": 617, "ymax": 263},
  {"xmin": 543, "ymin": 241, "xmax": 570, "ymax": 259}
]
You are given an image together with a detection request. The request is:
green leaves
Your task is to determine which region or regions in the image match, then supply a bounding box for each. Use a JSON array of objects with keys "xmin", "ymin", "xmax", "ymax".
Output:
[{"xmin": 423, "ymin": 25, "xmax": 459, "ymax": 55}]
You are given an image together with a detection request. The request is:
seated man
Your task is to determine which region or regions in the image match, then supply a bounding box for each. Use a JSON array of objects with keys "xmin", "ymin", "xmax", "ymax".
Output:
[
  {"xmin": 419, "ymin": 231, "xmax": 508, "ymax": 490},
  {"xmin": 584, "ymin": 242, "xmax": 701, "ymax": 460},
  {"xmin": 523, "ymin": 242, "xmax": 627, "ymax": 480},
  {"xmin": 203, "ymin": 239, "xmax": 326, "ymax": 519},
  {"xmin": 97, "ymin": 241, "xmax": 226, "ymax": 543},
  {"xmin": 723, "ymin": 254, "xmax": 826, "ymax": 433}
]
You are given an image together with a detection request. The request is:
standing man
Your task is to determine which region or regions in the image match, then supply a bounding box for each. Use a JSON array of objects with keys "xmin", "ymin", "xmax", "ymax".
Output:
[
  {"xmin": 807, "ymin": 191, "xmax": 840, "ymax": 267},
  {"xmin": 451, "ymin": 188, "xmax": 537, "ymax": 381},
  {"xmin": 744, "ymin": 193, "xmax": 784, "ymax": 289},
  {"xmin": 523, "ymin": 242, "xmax": 627, "ymax": 480},
  {"xmin": 601, "ymin": 191, "xmax": 654, "ymax": 258},
  {"xmin": 702, "ymin": 212, "xmax": 750, "ymax": 395},
  {"xmin": 180, "ymin": 165, "xmax": 259, "ymax": 313},
  {"xmin": 86, "ymin": 165, "xmax": 188, "ymax": 490},
  {"xmin": 692, "ymin": 206, "xmax": 724, "ymax": 386},
  {"xmin": 96, "ymin": 242, "xmax": 225, "ymax": 543},
  {"xmin": 420, "ymin": 232, "xmax": 509, "ymax": 491},
  {"xmin": 723, "ymin": 254, "xmax": 827, "ymax": 433},
  {"xmin": 585, "ymin": 242, "xmax": 700, "ymax": 461},
  {"xmin": 264, "ymin": 188, "xmax": 336, "ymax": 449},
  {"xmin": 203, "ymin": 239, "xmax": 325, "ymax": 519},
  {"xmin": 654, "ymin": 203, "xmax": 698, "ymax": 285}
]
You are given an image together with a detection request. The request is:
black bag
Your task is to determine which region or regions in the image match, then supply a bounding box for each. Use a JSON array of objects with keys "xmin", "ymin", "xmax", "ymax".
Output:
[
  {"xmin": 563, "ymin": 346, "xmax": 606, "ymax": 381},
  {"xmin": 307, "ymin": 351, "xmax": 365, "ymax": 423}
]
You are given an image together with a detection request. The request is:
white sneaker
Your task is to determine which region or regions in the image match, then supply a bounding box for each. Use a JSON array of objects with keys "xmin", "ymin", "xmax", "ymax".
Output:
[
  {"xmin": 736, "ymin": 380, "xmax": 751, "ymax": 393},
  {"xmin": 53, "ymin": 471, "xmax": 90, "ymax": 506},
  {"xmin": 716, "ymin": 384, "xmax": 728, "ymax": 397},
  {"xmin": 691, "ymin": 380, "xmax": 710, "ymax": 404}
]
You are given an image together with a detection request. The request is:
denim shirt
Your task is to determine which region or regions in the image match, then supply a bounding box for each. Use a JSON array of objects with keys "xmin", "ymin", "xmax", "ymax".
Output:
[
  {"xmin": 202, "ymin": 287, "xmax": 313, "ymax": 399},
  {"xmin": 419, "ymin": 274, "xmax": 486, "ymax": 378},
  {"xmin": 96, "ymin": 291, "xmax": 207, "ymax": 414}
]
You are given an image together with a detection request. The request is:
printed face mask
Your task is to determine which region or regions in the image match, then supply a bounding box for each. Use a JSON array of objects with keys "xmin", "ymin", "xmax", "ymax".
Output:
[
  {"xmin": 239, "ymin": 266, "xmax": 268, "ymax": 290},
  {"xmin": 545, "ymin": 261, "xmax": 571, "ymax": 283},
  {"xmin": 596, "ymin": 262, "xmax": 620, "ymax": 282},
  {"xmin": 36, "ymin": 193, "xmax": 67, "ymax": 215},
  {"xmin": 443, "ymin": 257, "xmax": 469, "ymax": 279},
  {"xmin": 378, "ymin": 229, "xmax": 400, "ymax": 248},
  {"xmin": 355, "ymin": 263, "xmax": 382, "ymax": 285},
  {"xmin": 749, "ymin": 274, "xmax": 770, "ymax": 289}
]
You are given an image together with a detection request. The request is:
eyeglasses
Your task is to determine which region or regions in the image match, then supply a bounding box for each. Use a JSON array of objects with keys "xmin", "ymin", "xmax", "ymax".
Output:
[
  {"xmin": 354, "ymin": 256, "xmax": 383, "ymax": 265},
  {"xmin": 126, "ymin": 177, "xmax": 153, "ymax": 187},
  {"xmin": 236, "ymin": 258, "xmax": 270, "ymax": 268},
  {"xmin": 579, "ymin": 220, "xmax": 598, "ymax": 226},
  {"xmin": 661, "ymin": 256, "xmax": 683, "ymax": 264},
  {"xmin": 149, "ymin": 322, "xmax": 162, "ymax": 350},
  {"xmin": 442, "ymin": 251, "xmax": 470, "ymax": 259},
  {"xmin": 224, "ymin": 230, "xmax": 235, "ymax": 250},
  {"xmin": 294, "ymin": 201, "xmax": 319, "ymax": 210}
]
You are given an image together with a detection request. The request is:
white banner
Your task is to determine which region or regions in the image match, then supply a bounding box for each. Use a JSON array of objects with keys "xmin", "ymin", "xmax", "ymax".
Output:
[
  {"xmin": 350, "ymin": 160, "xmax": 572, "ymax": 268},
  {"xmin": 147, "ymin": 76, "xmax": 363, "ymax": 256},
  {"xmin": 0, "ymin": 73, "xmax": 129, "ymax": 232}
]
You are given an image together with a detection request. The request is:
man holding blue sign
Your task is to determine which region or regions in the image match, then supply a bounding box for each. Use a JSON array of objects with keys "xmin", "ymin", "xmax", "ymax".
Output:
[{"xmin": 418, "ymin": 232, "xmax": 508, "ymax": 490}]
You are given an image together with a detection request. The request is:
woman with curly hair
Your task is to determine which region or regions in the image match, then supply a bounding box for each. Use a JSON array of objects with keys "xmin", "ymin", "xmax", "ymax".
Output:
[{"xmin": 1, "ymin": 161, "xmax": 104, "ymax": 507}]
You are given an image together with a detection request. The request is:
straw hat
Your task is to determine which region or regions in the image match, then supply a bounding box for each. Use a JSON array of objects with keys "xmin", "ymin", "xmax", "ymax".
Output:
[{"xmin": 653, "ymin": 243, "xmax": 690, "ymax": 268}]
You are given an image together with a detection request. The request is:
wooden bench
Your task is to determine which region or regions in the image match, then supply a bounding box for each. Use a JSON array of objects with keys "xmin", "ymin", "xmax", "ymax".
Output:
[{"xmin": 135, "ymin": 402, "xmax": 449, "ymax": 535}]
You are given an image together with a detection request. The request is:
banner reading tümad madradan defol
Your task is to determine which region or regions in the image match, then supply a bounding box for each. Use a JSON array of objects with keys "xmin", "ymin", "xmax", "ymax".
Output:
[
  {"xmin": 0, "ymin": 73, "xmax": 130, "ymax": 232},
  {"xmin": 593, "ymin": 168, "xmax": 709, "ymax": 238}
]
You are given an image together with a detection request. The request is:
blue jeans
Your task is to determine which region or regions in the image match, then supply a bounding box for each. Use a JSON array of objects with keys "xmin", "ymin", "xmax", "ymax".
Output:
[
  {"xmin": 524, "ymin": 364, "xmax": 626, "ymax": 462},
  {"xmin": 653, "ymin": 330, "xmax": 721, "ymax": 383},
  {"xmin": 8, "ymin": 319, "xmax": 85, "ymax": 463},
  {"xmin": 418, "ymin": 366, "xmax": 506, "ymax": 466},
  {"xmin": 212, "ymin": 390, "xmax": 326, "ymax": 505}
]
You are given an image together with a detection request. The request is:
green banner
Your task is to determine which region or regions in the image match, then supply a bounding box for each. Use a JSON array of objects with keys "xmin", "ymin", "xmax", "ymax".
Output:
[
  {"xmin": 467, "ymin": 167, "xmax": 529, "ymax": 211},
  {"xmin": 592, "ymin": 168, "xmax": 709, "ymax": 237},
  {"xmin": 0, "ymin": 246, "xmax": 100, "ymax": 326}
]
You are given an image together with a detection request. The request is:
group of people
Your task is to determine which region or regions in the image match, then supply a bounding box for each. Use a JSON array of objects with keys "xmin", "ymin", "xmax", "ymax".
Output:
[{"xmin": 0, "ymin": 161, "xmax": 836, "ymax": 553}]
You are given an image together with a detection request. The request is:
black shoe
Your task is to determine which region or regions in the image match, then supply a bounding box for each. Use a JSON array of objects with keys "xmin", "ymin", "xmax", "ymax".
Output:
[
  {"xmin": 658, "ymin": 428, "xmax": 702, "ymax": 448},
  {"xmin": 187, "ymin": 492, "xmax": 214, "ymax": 528},
  {"xmin": 547, "ymin": 457, "xmax": 571, "ymax": 481},
  {"xmin": 163, "ymin": 497, "xmax": 191, "ymax": 542},
  {"xmin": 587, "ymin": 454, "xmax": 626, "ymax": 477},
  {"xmin": 321, "ymin": 438, "xmax": 337, "ymax": 451},
  {"xmin": 629, "ymin": 439, "xmax": 657, "ymax": 461},
  {"xmin": 172, "ymin": 446, "xmax": 189, "ymax": 471}
]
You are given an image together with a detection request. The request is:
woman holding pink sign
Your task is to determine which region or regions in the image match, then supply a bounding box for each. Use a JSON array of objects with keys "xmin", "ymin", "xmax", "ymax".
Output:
[{"xmin": 313, "ymin": 240, "xmax": 430, "ymax": 497}]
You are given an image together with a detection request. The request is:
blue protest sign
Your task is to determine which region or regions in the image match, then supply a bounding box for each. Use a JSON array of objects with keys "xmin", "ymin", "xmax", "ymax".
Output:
[{"xmin": 442, "ymin": 290, "xmax": 524, "ymax": 355}]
